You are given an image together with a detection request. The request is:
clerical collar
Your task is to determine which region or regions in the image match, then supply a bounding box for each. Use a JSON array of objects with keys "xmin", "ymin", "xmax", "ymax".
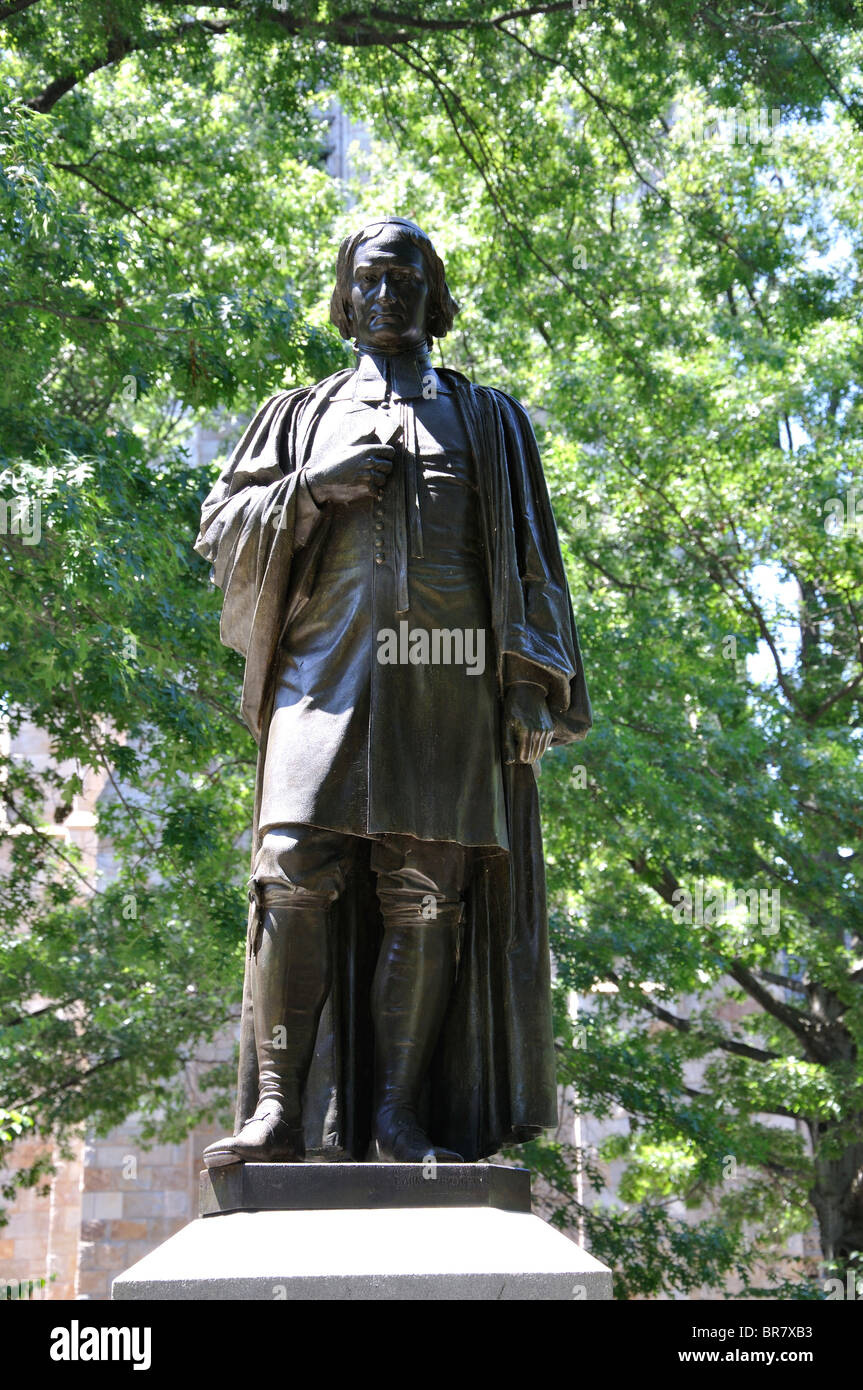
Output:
[{"xmin": 352, "ymin": 343, "xmax": 434, "ymax": 402}]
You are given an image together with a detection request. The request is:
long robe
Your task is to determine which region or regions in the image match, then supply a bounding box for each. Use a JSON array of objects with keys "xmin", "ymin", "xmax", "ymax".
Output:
[{"xmin": 195, "ymin": 365, "xmax": 592, "ymax": 1161}]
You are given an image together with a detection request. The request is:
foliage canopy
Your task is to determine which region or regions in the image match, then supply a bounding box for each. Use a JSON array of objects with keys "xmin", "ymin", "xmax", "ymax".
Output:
[{"xmin": 1, "ymin": 1, "xmax": 862, "ymax": 1296}]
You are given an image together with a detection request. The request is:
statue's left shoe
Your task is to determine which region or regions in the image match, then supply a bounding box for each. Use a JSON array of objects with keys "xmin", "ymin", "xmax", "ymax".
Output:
[{"xmin": 372, "ymin": 1103, "xmax": 463, "ymax": 1163}]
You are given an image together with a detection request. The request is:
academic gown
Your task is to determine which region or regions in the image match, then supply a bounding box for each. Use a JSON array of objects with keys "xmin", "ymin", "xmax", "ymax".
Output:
[{"xmin": 194, "ymin": 352, "xmax": 592, "ymax": 1161}]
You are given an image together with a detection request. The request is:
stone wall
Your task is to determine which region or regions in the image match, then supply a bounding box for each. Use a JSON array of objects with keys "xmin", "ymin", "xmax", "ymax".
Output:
[
  {"xmin": 1, "ymin": 1075, "xmax": 234, "ymax": 1300},
  {"xmin": 75, "ymin": 1112, "xmax": 228, "ymax": 1300},
  {"xmin": 0, "ymin": 1136, "xmax": 83, "ymax": 1301}
]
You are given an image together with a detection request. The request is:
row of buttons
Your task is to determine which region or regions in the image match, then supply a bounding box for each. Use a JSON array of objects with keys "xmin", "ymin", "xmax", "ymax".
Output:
[{"xmin": 374, "ymin": 490, "xmax": 384, "ymax": 564}]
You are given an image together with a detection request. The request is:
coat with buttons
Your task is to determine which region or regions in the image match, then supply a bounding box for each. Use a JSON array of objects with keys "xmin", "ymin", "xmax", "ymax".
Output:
[{"xmin": 194, "ymin": 360, "xmax": 592, "ymax": 1159}]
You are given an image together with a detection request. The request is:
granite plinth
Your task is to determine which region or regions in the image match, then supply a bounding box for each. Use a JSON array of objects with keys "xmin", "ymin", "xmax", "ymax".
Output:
[{"xmin": 112, "ymin": 1162, "xmax": 614, "ymax": 1302}]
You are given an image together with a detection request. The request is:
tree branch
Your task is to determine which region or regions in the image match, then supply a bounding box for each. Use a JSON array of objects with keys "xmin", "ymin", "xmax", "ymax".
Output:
[
  {"xmin": 683, "ymin": 1084, "xmax": 801, "ymax": 1123},
  {"xmin": 14, "ymin": 1054, "xmax": 125, "ymax": 1109},
  {"xmin": 0, "ymin": 0, "xmax": 40, "ymax": 20},
  {"xmin": 606, "ymin": 969, "xmax": 781, "ymax": 1063},
  {"xmin": 50, "ymin": 161, "xmax": 152, "ymax": 227},
  {"xmin": 624, "ymin": 851, "xmax": 826, "ymax": 1054},
  {"xmin": 24, "ymin": 21, "xmax": 233, "ymax": 113},
  {"xmin": 20, "ymin": 5, "xmax": 571, "ymax": 113},
  {"xmin": 1, "ymin": 997, "xmax": 81, "ymax": 1028}
]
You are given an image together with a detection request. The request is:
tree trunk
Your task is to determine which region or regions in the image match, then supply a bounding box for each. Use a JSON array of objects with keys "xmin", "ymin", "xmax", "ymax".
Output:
[{"xmin": 809, "ymin": 1125, "xmax": 863, "ymax": 1273}]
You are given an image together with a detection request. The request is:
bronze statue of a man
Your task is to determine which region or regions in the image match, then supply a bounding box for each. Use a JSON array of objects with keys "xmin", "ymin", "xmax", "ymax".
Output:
[{"xmin": 195, "ymin": 217, "xmax": 591, "ymax": 1167}]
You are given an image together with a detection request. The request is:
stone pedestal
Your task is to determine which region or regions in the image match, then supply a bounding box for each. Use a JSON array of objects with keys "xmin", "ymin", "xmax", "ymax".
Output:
[{"xmin": 112, "ymin": 1163, "xmax": 612, "ymax": 1301}]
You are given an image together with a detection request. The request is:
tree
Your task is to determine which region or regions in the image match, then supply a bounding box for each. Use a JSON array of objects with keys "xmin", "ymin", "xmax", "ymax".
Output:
[
  {"xmin": 1, "ymin": 2, "xmax": 861, "ymax": 1295},
  {"xmin": 0, "ymin": 55, "xmax": 347, "ymax": 1207}
]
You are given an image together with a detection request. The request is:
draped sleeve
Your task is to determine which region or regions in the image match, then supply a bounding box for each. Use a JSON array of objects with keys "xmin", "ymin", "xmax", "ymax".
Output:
[
  {"xmin": 194, "ymin": 387, "xmax": 328, "ymax": 739},
  {"xmin": 454, "ymin": 378, "xmax": 592, "ymax": 745}
]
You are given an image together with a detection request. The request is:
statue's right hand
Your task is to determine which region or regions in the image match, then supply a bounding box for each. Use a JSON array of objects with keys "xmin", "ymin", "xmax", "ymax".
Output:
[{"xmin": 303, "ymin": 433, "xmax": 395, "ymax": 506}]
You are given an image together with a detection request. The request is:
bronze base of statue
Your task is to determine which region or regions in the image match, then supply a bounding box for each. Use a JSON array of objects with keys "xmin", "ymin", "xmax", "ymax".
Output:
[{"xmin": 199, "ymin": 1160, "xmax": 532, "ymax": 1217}]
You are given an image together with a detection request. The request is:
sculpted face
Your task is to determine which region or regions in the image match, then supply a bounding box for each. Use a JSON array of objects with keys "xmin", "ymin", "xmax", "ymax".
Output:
[{"xmin": 349, "ymin": 227, "xmax": 429, "ymax": 353}]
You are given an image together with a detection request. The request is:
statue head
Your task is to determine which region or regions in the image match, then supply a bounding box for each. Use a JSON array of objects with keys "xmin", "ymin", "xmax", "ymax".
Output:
[{"xmin": 329, "ymin": 217, "xmax": 459, "ymax": 353}]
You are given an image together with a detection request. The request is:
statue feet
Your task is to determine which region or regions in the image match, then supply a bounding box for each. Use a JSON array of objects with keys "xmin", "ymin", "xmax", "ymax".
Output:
[
  {"xmin": 372, "ymin": 1104, "xmax": 463, "ymax": 1164},
  {"xmin": 203, "ymin": 1100, "xmax": 304, "ymax": 1168}
]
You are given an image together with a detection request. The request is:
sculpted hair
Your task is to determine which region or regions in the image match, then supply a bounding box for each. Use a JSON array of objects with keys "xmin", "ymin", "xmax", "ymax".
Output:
[{"xmin": 329, "ymin": 217, "xmax": 459, "ymax": 344}]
